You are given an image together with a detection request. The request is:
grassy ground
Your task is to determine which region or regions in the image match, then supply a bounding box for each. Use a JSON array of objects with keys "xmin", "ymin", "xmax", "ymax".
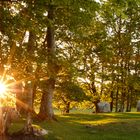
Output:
[{"xmin": 11, "ymin": 111, "xmax": 140, "ymax": 140}]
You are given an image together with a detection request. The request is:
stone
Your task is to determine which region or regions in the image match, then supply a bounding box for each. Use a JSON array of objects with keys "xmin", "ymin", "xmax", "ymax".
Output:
[
  {"xmin": 32, "ymin": 126, "xmax": 48, "ymax": 136},
  {"xmin": 97, "ymin": 102, "xmax": 110, "ymax": 113}
]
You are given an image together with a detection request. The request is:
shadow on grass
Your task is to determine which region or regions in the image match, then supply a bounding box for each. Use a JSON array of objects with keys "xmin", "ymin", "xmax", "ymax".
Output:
[
  {"xmin": 58, "ymin": 112, "xmax": 140, "ymax": 121},
  {"xmin": 0, "ymin": 135, "xmax": 45, "ymax": 140},
  {"xmin": 28, "ymin": 112, "xmax": 140, "ymax": 140},
  {"xmin": 70, "ymin": 113, "xmax": 140, "ymax": 133},
  {"xmin": 40, "ymin": 112, "xmax": 140, "ymax": 140}
]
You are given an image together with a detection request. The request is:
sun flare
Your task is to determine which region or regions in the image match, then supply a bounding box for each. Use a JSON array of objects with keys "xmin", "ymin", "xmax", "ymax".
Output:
[{"xmin": 0, "ymin": 82, "xmax": 7, "ymax": 97}]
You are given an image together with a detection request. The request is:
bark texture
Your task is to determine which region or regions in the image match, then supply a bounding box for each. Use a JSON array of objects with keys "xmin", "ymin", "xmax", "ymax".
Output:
[
  {"xmin": 38, "ymin": 4, "xmax": 57, "ymax": 121},
  {"xmin": 38, "ymin": 78, "xmax": 55, "ymax": 120}
]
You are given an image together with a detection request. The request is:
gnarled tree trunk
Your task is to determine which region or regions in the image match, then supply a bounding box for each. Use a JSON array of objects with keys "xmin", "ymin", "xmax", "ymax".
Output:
[
  {"xmin": 38, "ymin": 4, "xmax": 57, "ymax": 121},
  {"xmin": 38, "ymin": 78, "xmax": 55, "ymax": 120}
]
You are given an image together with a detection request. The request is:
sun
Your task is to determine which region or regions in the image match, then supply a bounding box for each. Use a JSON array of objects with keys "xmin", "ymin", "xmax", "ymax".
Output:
[{"xmin": 0, "ymin": 82, "xmax": 7, "ymax": 97}]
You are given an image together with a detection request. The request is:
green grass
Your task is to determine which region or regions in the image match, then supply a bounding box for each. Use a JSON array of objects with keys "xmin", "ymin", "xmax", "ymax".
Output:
[{"xmin": 10, "ymin": 112, "xmax": 140, "ymax": 140}]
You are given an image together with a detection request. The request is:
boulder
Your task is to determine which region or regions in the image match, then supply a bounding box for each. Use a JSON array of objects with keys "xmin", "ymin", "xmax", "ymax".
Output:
[
  {"xmin": 97, "ymin": 102, "xmax": 110, "ymax": 113},
  {"xmin": 137, "ymin": 100, "xmax": 140, "ymax": 112},
  {"xmin": 33, "ymin": 126, "xmax": 48, "ymax": 136}
]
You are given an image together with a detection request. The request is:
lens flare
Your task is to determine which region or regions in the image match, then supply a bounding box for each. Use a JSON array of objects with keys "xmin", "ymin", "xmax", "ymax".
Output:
[{"xmin": 0, "ymin": 82, "xmax": 6, "ymax": 97}]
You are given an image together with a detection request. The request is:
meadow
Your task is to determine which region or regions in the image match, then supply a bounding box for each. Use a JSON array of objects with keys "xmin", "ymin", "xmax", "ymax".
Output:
[{"xmin": 10, "ymin": 110, "xmax": 140, "ymax": 140}]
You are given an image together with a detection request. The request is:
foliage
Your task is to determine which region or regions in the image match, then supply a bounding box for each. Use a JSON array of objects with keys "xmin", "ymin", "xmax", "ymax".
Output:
[
  {"xmin": 0, "ymin": 0, "xmax": 139, "ymax": 119},
  {"xmin": 54, "ymin": 81, "xmax": 86, "ymax": 112}
]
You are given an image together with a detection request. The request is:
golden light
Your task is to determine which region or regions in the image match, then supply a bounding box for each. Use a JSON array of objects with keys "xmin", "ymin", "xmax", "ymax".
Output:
[{"xmin": 0, "ymin": 82, "xmax": 7, "ymax": 97}]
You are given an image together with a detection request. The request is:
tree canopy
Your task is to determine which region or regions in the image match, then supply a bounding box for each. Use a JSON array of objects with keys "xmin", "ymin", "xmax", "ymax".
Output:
[{"xmin": 0, "ymin": 0, "xmax": 139, "ymax": 135}]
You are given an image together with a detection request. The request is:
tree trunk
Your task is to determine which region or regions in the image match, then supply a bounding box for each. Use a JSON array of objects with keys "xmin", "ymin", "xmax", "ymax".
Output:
[
  {"xmin": 0, "ymin": 99, "xmax": 4, "ymax": 135},
  {"xmin": 93, "ymin": 100, "xmax": 100, "ymax": 113},
  {"xmin": 126, "ymin": 89, "xmax": 133, "ymax": 112},
  {"xmin": 65, "ymin": 102, "xmax": 70, "ymax": 113},
  {"xmin": 115, "ymin": 88, "xmax": 119, "ymax": 112},
  {"xmin": 129, "ymin": 89, "xmax": 133, "ymax": 112},
  {"xmin": 38, "ymin": 78, "xmax": 55, "ymax": 120},
  {"xmin": 63, "ymin": 102, "xmax": 70, "ymax": 114},
  {"xmin": 120, "ymin": 87, "xmax": 125, "ymax": 112},
  {"xmin": 23, "ymin": 82, "xmax": 34, "ymax": 134},
  {"xmin": 15, "ymin": 83, "xmax": 23, "ymax": 113},
  {"xmin": 22, "ymin": 27, "xmax": 36, "ymax": 133},
  {"xmin": 110, "ymin": 91, "xmax": 114, "ymax": 112},
  {"xmin": 32, "ymin": 82, "xmax": 37, "ymax": 111},
  {"xmin": 126, "ymin": 96, "xmax": 129, "ymax": 112},
  {"xmin": 126, "ymin": 90, "xmax": 131, "ymax": 112},
  {"xmin": 38, "ymin": 4, "xmax": 57, "ymax": 121}
]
